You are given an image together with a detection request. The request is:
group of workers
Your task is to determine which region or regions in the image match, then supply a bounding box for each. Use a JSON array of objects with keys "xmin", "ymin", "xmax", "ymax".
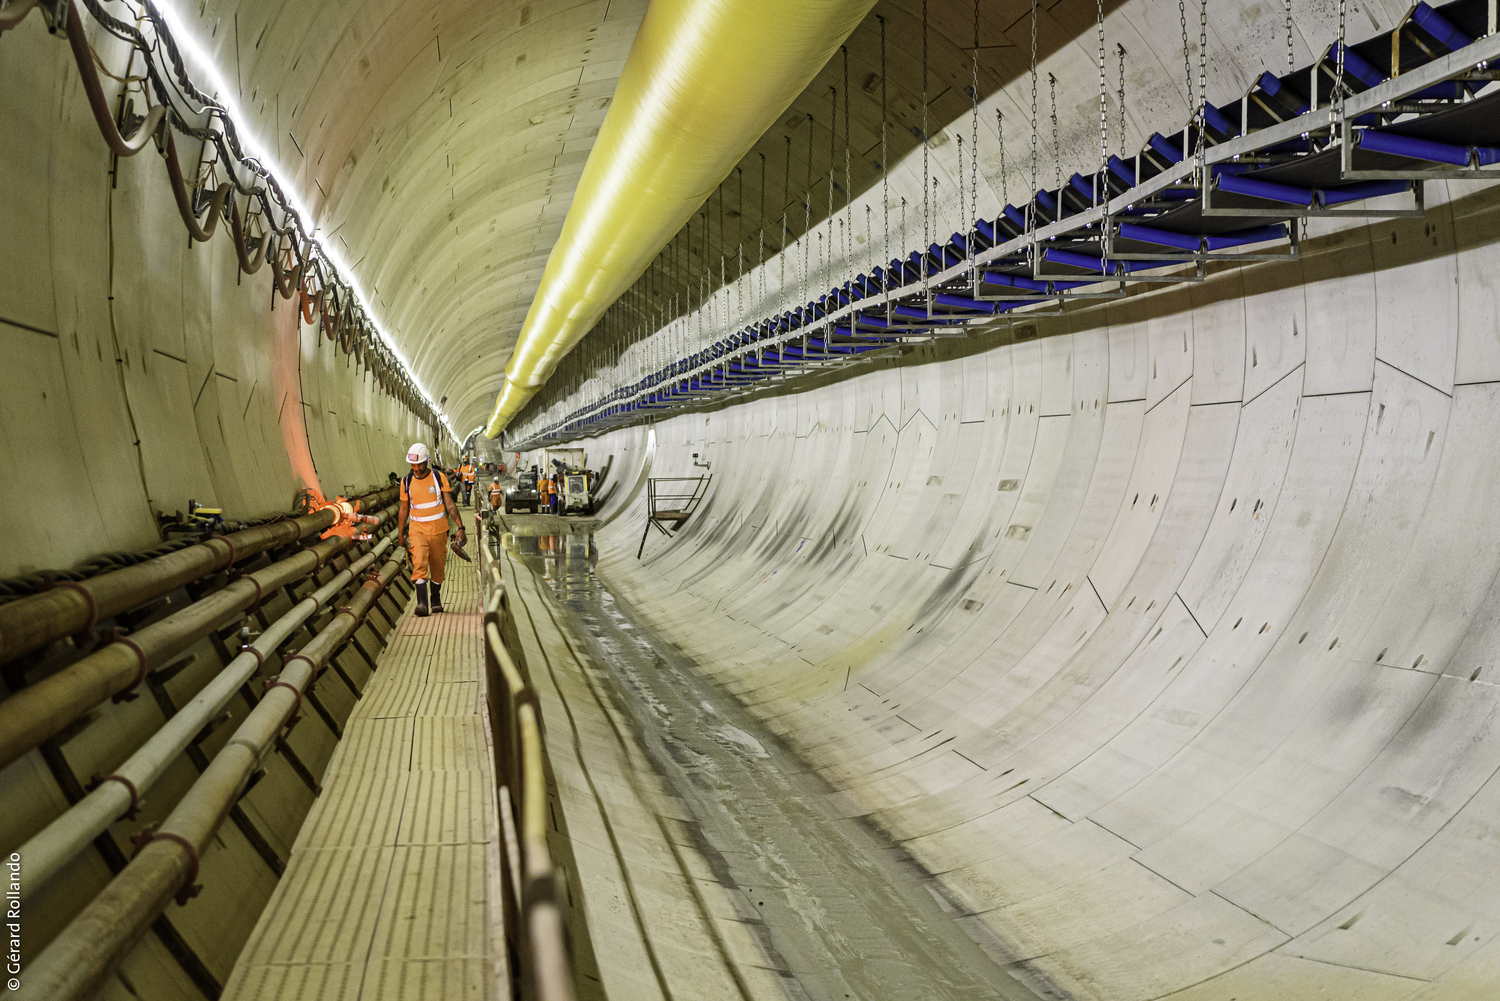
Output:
[
  {"xmin": 397, "ymin": 443, "xmax": 539, "ymax": 616},
  {"xmin": 538, "ymin": 470, "xmax": 564, "ymax": 514},
  {"xmin": 399, "ymin": 443, "xmax": 581, "ymax": 617},
  {"xmin": 455, "ymin": 454, "xmax": 505, "ymax": 506}
]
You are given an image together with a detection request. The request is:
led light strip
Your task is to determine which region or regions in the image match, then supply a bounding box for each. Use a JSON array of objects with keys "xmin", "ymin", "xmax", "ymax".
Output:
[{"xmin": 81, "ymin": 0, "xmax": 459, "ymax": 446}]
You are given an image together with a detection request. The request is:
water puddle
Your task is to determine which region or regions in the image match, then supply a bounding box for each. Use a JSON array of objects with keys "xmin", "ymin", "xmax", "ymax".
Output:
[{"xmin": 506, "ymin": 524, "xmax": 1027, "ymax": 1001}]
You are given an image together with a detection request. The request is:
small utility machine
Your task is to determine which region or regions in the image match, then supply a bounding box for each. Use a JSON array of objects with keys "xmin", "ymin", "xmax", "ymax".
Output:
[
  {"xmin": 504, "ymin": 471, "xmax": 542, "ymax": 513},
  {"xmin": 559, "ymin": 469, "xmax": 594, "ymax": 516}
]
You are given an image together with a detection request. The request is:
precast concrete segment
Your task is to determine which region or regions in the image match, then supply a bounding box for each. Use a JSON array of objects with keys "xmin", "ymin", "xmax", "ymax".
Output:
[
  {"xmin": 502, "ymin": 516, "xmax": 1033, "ymax": 999},
  {"xmin": 536, "ymin": 181, "xmax": 1500, "ymax": 1000},
  {"xmin": 0, "ymin": 11, "xmax": 439, "ymax": 584}
]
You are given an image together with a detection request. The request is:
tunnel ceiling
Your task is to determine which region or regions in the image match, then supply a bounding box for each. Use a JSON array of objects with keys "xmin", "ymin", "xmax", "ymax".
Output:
[
  {"xmin": 190, "ymin": 0, "xmax": 1140, "ymax": 439},
  {"xmin": 203, "ymin": 0, "xmax": 1364, "ymax": 436}
]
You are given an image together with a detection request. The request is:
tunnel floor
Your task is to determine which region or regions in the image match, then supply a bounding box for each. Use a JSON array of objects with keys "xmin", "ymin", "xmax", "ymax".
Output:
[{"xmin": 503, "ymin": 515, "xmax": 1029, "ymax": 1001}]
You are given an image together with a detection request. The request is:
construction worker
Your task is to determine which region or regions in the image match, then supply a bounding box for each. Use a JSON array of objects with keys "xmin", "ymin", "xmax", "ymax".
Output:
[
  {"xmin": 458, "ymin": 455, "xmax": 477, "ymax": 506},
  {"xmin": 488, "ymin": 476, "xmax": 504, "ymax": 510},
  {"xmin": 398, "ymin": 442, "xmax": 465, "ymax": 617}
]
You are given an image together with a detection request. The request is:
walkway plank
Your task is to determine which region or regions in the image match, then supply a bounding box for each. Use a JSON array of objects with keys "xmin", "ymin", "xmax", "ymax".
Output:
[{"xmin": 223, "ymin": 553, "xmax": 506, "ymax": 1001}]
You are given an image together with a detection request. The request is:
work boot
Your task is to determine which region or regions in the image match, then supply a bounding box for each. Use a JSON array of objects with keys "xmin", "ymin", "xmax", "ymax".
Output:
[
  {"xmin": 430, "ymin": 581, "xmax": 445, "ymax": 613},
  {"xmin": 414, "ymin": 581, "xmax": 429, "ymax": 617}
]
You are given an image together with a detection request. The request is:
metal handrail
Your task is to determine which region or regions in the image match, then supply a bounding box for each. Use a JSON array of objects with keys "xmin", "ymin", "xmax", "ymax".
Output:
[{"xmin": 476, "ymin": 514, "xmax": 576, "ymax": 1001}]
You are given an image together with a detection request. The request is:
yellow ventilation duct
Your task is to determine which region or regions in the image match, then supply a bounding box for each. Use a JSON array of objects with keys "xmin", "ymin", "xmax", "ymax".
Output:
[{"xmin": 484, "ymin": 0, "xmax": 878, "ymax": 438}]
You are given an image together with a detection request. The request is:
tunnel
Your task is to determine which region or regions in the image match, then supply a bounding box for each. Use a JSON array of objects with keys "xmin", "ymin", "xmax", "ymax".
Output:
[{"xmin": 4, "ymin": 0, "xmax": 1500, "ymax": 999}]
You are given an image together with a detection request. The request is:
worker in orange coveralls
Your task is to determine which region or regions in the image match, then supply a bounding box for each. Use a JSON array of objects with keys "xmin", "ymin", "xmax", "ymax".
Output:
[
  {"xmin": 398, "ymin": 442, "xmax": 466, "ymax": 617},
  {"xmin": 488, "ymin": 477, "xmax": 504, "ymax": 510},
  {"xmin": 458, "ymin": 455, "xmax": 477, "ymax": 506}
]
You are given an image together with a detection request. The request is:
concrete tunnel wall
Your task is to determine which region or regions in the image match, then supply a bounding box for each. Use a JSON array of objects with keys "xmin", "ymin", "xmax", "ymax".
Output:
[
  {"xmin": 0, "ymin": 10, "xmax": 439, "ymax": 996},
  {"xmin": 0, "ymin": 12, "xmax": 441, "ymax": 583},
  {"xmin": 6, "ymin": 0, "xmax": 1500, "ymax": 996},
  {"xmin": 540, "ymin": 177, "xmax": 1500, "ymax": 999}
]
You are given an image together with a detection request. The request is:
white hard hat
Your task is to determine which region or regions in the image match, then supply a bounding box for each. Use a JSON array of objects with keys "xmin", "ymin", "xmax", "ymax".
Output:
[
  {"xmin": 406, "ymin": 442, "xmax": 430, "ymax": 463},
  {"xmin": 492, "ymin": 477, "xmax": 500, "ymax": 483}
]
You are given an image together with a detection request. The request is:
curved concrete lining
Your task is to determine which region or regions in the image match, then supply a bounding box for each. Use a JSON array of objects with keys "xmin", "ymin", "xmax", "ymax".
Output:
[
  {"xmin": 5, "ymin": 0, "xmax": 1500, "ymax": 996},
  {"xmin": 549, "ymin": 179, "xmax": 1500, "ymax": 999}
]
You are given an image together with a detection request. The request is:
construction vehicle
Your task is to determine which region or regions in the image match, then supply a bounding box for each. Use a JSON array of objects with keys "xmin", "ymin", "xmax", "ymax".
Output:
[
  {"xmin": 560, "ymin": 469, "xmax": 594, "ymax": 516},
  {"xmin": 544, "ymin": 447, "xmax": 585, "ymax": 472},
  {"xmin": 504, "ymin": 470, "xmax": 542, "ymax": 514}
]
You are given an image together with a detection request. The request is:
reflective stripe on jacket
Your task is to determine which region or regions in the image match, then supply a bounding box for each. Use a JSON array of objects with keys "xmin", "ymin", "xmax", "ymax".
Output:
[{"xmin": 402, "ymin": 470, "xmax": 451, "ymax": 528}]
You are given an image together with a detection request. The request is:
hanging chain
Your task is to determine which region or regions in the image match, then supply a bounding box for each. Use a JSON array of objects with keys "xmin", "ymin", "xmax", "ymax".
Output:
[
  {"xmin": 1029, "ymin": 0, "xmax": 1039, "ymax": 233},
  {"xmin": 879, "ymin": 14, "xmax": 889, "ymax": 296},
  {"xmin": 844, "ymin": 45, "xmax": 853, "ymax": 296},
  {"xmin": 971, "ymin": 0, "xmax": 980, "ymax": 251},
  {"xmin": 783, "ymin": 134, "xmax": 791, "ymax": 314},
  {"xmin": 828, "ymin": 85, "xmax": 837, "ymax": 283},
  {"xmin": 758, "ymin": 151, "xmax": 766, "ymax": 312},
  {"xmin": 958, "ymin": 135, "xmax": 966, "ymax": 241},
  {"xmin": 866, "ymin": 203, "xmax": 873, "ymax": 279},
  {"xmin": 735, "ymin": 165, "xmax": 743, "ymax": 334},
  {"xmin": 922, "ymin": 0, "xmax": 930, "ymax": 292},
  {"xmin": 1049, "ymin": 72, "xmax": 1060, "ymax": 189},
  {"xmin": 803, "ymin": 114, "xmax": 812, "ymax": 324},
  {"xmin": 1180, "ymin": 0, "xmax": 1193, "ymax": 114},
  {"xmin": 1117, "ymin": 43, "xmax": 1127, "ymax": 158},
  {"xmin": 1335, "ymin": 0, "xmax": 1347, "ymax": 112},
  {"xmin": 781, "ymin": 210, "xmax": 788, "ymax": 319},
  {"xmin": 1285, "ymin": 0, "xmax": 1294, "ymax": 74},
  {"xmin": 1196, "ymin": 0, "xmax": 1207, "ymax": 182},
  {"xmin": 997, "ymin": 108, "xmax": 1007, "ymax": 205},
  {"xmin": 1098, "ymin": 0, "xmax": 1108, "ymax": 180}
]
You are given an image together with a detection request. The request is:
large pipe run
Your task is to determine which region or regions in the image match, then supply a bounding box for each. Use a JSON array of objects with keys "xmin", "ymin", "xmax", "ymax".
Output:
[
  {"xmin": 16, "ymin": 533, "xmax": 397, "ymax": 900},
  {"xmin": 10, "ymin": 548, "xmax": 408, "ymax": 1001},
  {"xmin": 483, "ymin": 0, "xmax": 878, "ymax": 437},
  {"xmin": 0, "ymin": 502, "xmax": 395, "ymax": 771},
  {"xmin": 0, "ymin": 484, "xmax": 398, "ymax": 666}
]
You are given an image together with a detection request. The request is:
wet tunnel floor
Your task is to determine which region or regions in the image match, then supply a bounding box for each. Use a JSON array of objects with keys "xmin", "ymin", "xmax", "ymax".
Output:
[{"xmin": 504, "ymin": 519, "xmax": 1029, "ymax": 1001}]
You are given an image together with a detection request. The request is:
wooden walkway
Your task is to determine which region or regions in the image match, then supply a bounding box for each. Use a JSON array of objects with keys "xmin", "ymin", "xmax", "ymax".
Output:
[{"xmin": 223, "ymin": 547, "xmax": 507, "ymax": 1001}]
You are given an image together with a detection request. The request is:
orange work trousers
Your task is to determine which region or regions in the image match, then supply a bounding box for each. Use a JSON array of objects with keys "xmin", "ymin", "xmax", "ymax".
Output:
[{"xmin": 408, "ymin": 529, "xmax": 449, "ymax": 584}]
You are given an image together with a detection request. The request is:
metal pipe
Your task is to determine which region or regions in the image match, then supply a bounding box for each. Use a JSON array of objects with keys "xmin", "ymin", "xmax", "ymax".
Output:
[
  {"xmin": 0, "ymin": 501, "xmax": 395, "ymax": 771},
  {"xmin": 16, "ymin": 533, "xmax": 396, "ymax": 900},
  {"xmin": 0, "ymin": 484, "xmax": 396, "ymax": 665},
  {"xmin": 11, "ymin": 549, "xmax": 408, "ymax": 1001}
]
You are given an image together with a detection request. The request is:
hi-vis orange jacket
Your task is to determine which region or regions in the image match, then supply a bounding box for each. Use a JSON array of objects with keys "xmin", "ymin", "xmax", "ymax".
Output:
[{"xmin": 401, "ymin": 470, "xmax": 452, "ymax": 536}]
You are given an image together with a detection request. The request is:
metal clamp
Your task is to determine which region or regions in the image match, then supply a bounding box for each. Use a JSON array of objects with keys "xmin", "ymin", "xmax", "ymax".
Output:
[
  {"xmin": 130, "ymin": 828, "xmax": 202, "ymax": 905},
  {"xmin": 110, "ymin": 629, "xmax": 149, "ymax": 703}
]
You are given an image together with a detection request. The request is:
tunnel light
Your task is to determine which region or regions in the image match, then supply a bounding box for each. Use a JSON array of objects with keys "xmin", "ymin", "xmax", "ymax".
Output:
[{"xmin": 153, "ymin": 1, "xmax": 459, "ymax": 446}]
